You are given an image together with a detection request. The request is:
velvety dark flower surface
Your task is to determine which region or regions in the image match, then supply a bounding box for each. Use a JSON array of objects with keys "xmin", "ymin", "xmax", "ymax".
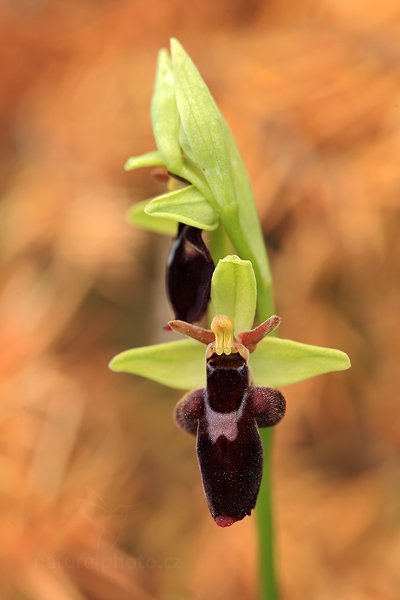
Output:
[
  {"xmin": 166, "ymin": 223, "xmax": 214, "ymax": 322},
  {"xmin": 173, "ymin": 315, "xmax": 285, "ymax": 526}
]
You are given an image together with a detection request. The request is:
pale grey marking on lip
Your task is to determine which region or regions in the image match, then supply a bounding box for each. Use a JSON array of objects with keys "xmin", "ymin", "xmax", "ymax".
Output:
[{"xmin": 205, "ymin": 402, "xmax": 245, "ymax": 443}]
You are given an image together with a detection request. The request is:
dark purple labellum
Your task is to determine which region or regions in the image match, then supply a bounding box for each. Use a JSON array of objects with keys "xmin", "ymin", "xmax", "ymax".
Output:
[
  {"xmin": 166, "ymin": 223, "xmax": 214, "ymax": 323},
  {"xmin": 174, "ymin": 352, "xmax": 286, "ymax": 526},
  {"xmin": 198, "ymin": 353, "xmax": 263, "ymax": 524}
]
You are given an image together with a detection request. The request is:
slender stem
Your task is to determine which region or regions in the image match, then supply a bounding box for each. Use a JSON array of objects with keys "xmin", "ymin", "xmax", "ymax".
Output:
[
  {"xmin": 256, "ymin": 276, "xmax": 279, "ymax": 600},
  {"xmin": 258, "ymin": 428, "xmax": 279, "ymax": 600}
]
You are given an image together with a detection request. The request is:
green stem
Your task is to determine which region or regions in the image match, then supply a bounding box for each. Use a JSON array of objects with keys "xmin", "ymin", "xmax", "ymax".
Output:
[
  {"xmin": 258, "ymin": 428, "xmax": 278, "ymax": 600},
  {"xmin": 256, "ymin": 274, "xmax": 279, "ymax": 600}
]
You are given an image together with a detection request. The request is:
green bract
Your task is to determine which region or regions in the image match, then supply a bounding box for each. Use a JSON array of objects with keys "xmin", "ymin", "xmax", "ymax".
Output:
[
  {"xmin": 170, "ymin": 39, "xmax": 273, "ymax": 320},
  {"xmin": 151, "ymin": 49, "xmax": 183, "ymax": 172},
  {"xmin": 109, "ymin": 257, "xmax": 351, "ymax": 389},
  {"xmin": 124, "ymin": 39, "xmax": 273, "ymax": 322},
  {"xmin": 170, "ymin": 39, "xmax": 236, "ymax": 212}
]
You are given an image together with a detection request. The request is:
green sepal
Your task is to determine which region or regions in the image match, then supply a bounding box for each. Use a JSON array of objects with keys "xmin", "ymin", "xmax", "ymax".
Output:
[
  {"xmin": 210, "ymin": 255, "xmax": 257, "ymax": 333},
  {"xmin": 250, "ymin": 337, "xmax": 351, "ymax": 388},
  {"xmin": 109, "ymin": 334, "xmax": 350, "ymax": 391},
  {"xmin": 109, "ymin": 339, "xmax": 206, "ymax": 390},
  {"xmin": 170, "ymin": 38, "xmax": 236, "ymax": 213},
  {"xmin": 151, "ymin": 49, "xmax": 183, "ymax": 172},
  {"xmin": 124, "ymin": 150, "xmax": 165, "ymax": 171},
  {"xmin": 127, "ymin": 200, "xmax": 177, "ymax": 236},
  {"xmin": 144, "ymin": 185, "xmax": 219, "ymax": 231}
]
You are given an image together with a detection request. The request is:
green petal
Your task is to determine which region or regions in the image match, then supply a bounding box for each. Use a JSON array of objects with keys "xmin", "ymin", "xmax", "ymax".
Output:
[
  {"xmin": 124, "ymin": 150, "xmax": 165, "ymax": 171},
  {"xmin": 170, "ymin": 38, "xmax": 236, "ymax": 213},
  {"xmin": 151, "ymin": 49, "xmax": 183, "ymax": 172},
  {"xmin": 210, "ymin": 255, "xmax": 256, "ymax": 333},
  {"xmin": 127, "ymin": 200, "xmax": 177, "ymax": 236},
  {"xmin": 109, "ymin": 339, "xmax": 206, "ymax": 390},
  {"xmin": 144, "ymin": 186, "xmax": 218, "ymax": 231},
  {"xmin": 250, "ymin": 337, "xmax": 351, "ymax": 388}
]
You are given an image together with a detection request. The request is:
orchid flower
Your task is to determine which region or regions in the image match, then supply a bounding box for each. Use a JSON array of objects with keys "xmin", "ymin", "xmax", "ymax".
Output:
[{"xmin": 110, "ymin": 256, "xmax": 350, "ymax": 525}]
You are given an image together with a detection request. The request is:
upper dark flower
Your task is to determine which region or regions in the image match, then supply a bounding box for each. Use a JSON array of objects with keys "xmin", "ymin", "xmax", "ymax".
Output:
[{"xmin": 166, "ymin": 223, "xmax": 214, "ymax": 323}]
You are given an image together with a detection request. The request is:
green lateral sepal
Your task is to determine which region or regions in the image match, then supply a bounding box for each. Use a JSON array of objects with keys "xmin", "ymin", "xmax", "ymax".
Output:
[
  {"xmin": 127, "ymin": 200, "xmax": 177, "ymax": 236},
  {"xmin": 144, "ymin": 186, "xmax": 218, "ymax": 231}
]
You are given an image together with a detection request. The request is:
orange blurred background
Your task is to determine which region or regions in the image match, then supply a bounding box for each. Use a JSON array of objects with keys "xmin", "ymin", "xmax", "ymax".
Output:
[{"xmin": 1, "ymin": 1, "xmax": 400, "ymax": 599}]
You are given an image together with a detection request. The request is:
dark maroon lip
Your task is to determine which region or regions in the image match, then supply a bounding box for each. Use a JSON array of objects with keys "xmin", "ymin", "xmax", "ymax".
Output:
[
  {"xmin": 206, "ymin": 353, "xmax": 249, "ymax": 413},
  {"xmin": 174, "ymin": 346, "xmax": 286, "ymax": 526},
  {"xmin": 169, "ymin": 313, "xmax": 285, "ymax": 526}
]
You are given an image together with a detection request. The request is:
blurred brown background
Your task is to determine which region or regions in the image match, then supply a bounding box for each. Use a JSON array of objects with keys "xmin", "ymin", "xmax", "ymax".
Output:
[{"xmin": 1, "ymin": 1, "xmax": 400, "ymax": 599}]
